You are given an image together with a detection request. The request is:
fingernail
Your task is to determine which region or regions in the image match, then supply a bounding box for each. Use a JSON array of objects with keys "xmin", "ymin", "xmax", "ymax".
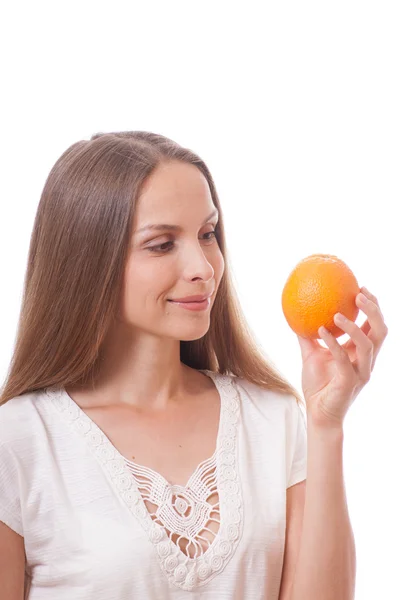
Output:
[
  {"xmin": 358, "ymin": 293, "xmax": 368, "ymax": 304},
  {"xmin": 334, "ymin": 312, "xmax": 347, "ymax": 323}
]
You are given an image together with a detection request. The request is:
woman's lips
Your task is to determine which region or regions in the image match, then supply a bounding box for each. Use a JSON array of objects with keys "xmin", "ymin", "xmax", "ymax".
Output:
[{"xmin": 168, "ymin": 298, "xmax": 211, "ymax": 311}]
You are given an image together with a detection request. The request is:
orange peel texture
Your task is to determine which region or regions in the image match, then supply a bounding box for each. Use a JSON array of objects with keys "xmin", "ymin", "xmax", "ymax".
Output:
[{"xmin": 281, "ymin": 254, "xmax": 361, "ymax": 339}]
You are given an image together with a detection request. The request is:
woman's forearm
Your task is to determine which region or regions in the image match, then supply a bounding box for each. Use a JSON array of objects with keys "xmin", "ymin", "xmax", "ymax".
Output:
[{"xmin": 290, "ymin": 421, "xmax": 356, "ymax": 600}]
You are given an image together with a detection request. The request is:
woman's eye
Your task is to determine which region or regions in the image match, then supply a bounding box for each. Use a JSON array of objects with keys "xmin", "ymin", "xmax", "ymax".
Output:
[{"xmin": 147, "ymin": 230, "xmax": 217, "ymax": 253}]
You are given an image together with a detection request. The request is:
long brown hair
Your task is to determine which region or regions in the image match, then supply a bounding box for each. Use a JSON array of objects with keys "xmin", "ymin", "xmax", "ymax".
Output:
[{"xmin": 0, "ymin": 131, "xmax": 305, "ymax": 408}]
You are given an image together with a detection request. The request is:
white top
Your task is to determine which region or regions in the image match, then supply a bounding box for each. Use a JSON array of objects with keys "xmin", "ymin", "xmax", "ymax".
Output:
[{"xmin": 0, "ymin": 369, "xmax": 307, "ymax": 600}]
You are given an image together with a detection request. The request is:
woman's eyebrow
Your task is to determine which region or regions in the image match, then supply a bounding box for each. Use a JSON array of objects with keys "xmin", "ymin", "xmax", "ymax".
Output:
[{"xmin": 134, "ymin": 208, "xmax": 219, "ymax": 234}]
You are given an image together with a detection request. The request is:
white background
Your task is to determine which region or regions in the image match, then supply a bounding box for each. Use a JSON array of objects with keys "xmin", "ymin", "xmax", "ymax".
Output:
[{"xmin": 1, "ymin": 1, "xmax": 399, "ymax": 597}]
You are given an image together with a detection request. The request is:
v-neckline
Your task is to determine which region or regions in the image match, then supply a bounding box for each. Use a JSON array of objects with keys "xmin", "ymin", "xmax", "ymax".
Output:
[
  {"xmin": 54, "ymin": 368, "xmax": 223, "ymax": 489},
  {"xmin": 43, "ymin": 369, "xmax": 244, "ymax": 592}
]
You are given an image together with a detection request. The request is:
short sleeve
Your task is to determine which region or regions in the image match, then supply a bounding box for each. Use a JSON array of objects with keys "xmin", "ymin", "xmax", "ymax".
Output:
[
  {"xmin": 287, "ymin": 398, "xmax": 308, "ymax": 488},
  {"xmin": 0, "ymin": 443, "xmax": 24, "ymax": 536}
]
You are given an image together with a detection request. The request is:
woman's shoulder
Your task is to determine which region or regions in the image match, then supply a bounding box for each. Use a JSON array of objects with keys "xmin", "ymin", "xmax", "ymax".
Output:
[
  {"xmin": 0, "ymin": 389, "xmax": 45, "ymax": 448},
  {"xmin": 233, "ymin": 374, "xmax": 294, "ymax": 404},
  {"xmin": 232, "ymin": 374, "xmax": 302, "ymax": 422}
]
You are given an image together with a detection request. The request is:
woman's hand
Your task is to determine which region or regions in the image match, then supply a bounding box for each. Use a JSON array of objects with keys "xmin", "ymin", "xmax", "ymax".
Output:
[{"xmin": 297, "ymin": 287, "xmax": 389, "ymax": 430}]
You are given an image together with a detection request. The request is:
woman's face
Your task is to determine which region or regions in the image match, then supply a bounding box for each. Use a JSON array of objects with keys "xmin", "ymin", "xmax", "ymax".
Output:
[{"xmin": 120, "ymin": 160, "xmax": 225, "ymax": 341}]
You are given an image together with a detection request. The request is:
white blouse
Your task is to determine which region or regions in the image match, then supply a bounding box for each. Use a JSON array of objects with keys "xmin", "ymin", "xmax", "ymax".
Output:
[{"xmin": 0, "ymin": 369, "xmax": 307, "ymax": 599}]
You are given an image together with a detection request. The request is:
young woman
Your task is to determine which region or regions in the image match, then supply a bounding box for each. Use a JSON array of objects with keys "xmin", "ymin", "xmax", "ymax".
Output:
[{"xmin": 0, "ymin": 131, "xmax": 388, "ymax": 599}]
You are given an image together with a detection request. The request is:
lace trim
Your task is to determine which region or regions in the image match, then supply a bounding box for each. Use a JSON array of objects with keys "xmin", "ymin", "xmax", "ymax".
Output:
[
  {"xmin": 124, "ymin": 450, "xmax": 219, "ymax": 560},
  {"xmin": 44, "ymin": 370, "xmax": 243, "ymax": 591}
]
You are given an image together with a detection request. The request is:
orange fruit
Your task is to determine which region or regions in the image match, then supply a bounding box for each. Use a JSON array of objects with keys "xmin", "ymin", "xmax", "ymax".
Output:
[{"xmin": 281, "ymin": 254, "xmax": 361, "ymax": 339}]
